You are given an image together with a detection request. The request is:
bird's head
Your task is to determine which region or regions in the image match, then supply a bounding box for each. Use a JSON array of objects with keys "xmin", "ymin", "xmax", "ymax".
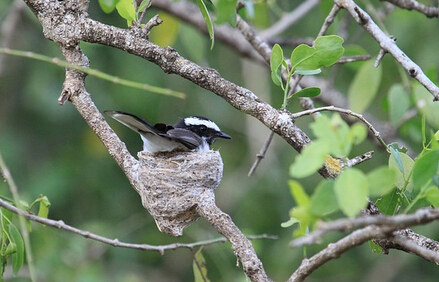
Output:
[{"xmin": 175, "ymin": 116, "xmax": 231, "ymax": 145}]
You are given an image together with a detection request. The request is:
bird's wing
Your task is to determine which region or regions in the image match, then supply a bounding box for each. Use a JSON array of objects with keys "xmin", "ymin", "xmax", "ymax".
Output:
[
  {"xmin": 104, "ymin": 111, "xmax": 162, "ymax": 136},
  {"xmin": 166, "ymin": 128, "xmax": 203, "ymax": 150}
]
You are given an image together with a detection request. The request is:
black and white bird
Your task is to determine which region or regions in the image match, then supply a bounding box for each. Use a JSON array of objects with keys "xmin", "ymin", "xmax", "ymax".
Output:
[{"xmin": 104, "ymin": 111, "xmax": 231, "ymax": 153}]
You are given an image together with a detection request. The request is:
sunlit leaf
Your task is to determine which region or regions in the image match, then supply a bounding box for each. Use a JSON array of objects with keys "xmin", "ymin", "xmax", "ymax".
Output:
[
  {"xmin": 425, "ymin": 186, "xmax": 439, "ymax": 207},
  {"xmin": 116, "ymin": 0, "xmax": 136, "ymax": 26},
  {"xmin": 389, "ymin": 143, "xmax": 404, "ymax": 173},
  {"xmin": 294, "ymin": 69, "xmax": 322, "ymax": 75},
  {"xmin": 310, "ymin": 180, "xmax": 338, "ymax": 216},
  {"xmin": 413, "ymin": 84, "xmax": 439, "ymax": 128},
  {"xmin": 290, "ymin": 141, "xmax": 329, "ymax": 178},
  {"xmin": 388, "ymin": 84, "xmax": 410, "ymax": 125},
  {"xmin": 375, "ymin": 188, "xmax": 401, "ymax": 215},
  {"xmin": 291, "ymin": 35, "xmax": 344, "ymax": 71},
  {"xmin": 38, "ymin": 196, "xmax": 51, "ymax": 218},
  {"xmin": 334, "ymin": 168, "xmax": 369, "ymax": 218},
  {"xmin": 349, "ymin": 123, "xmax": 367, "ymax": 145},
  {"xmin": 196, "ymin": 0, "xmax": 215, "ymax": 49},
  {"xmin": 270, "ymin": 44, "xmax": 284, "ymax": 86},
  {"xmin": 348, "ymin": 60, "xmax": 382, "ymax": 113},
  {"xmin": 98, "ymin": 0, "xmax": 120, "ymax": 13},
  {"xmin": 8, "ymin": 223, "xmax": 24, "ymax": 274},
  {"xmin": 412, "ymin": 150, "xmax": 439, "ymax": 195},
  {"xmin": 281, "ymin": 217, "xmax": 299, "ymax": 228},
  {"xmin": 215, "ymin": 0, "xmax": 238, "ymax": 26},
  {"xmin": 193, "ymin": 247, "xmax": 210, "ymax": 282},
  {"xmin": 293, "ymin": 87, "xmax": 321, "ymax": 98},
  {"xmin": 150, "ymin": 12, "xmax": 180, "ymax": 47},
  {"xmin": 288, "ymin": 180, "xmax": 310, "ymax": 207},
  {"xmin": 388, "ymin": 152, "xmax": 414, "ymax": 190},
  {"xmin": 367, "ymin": 167, "xmax": 396, "ymax": 197}
]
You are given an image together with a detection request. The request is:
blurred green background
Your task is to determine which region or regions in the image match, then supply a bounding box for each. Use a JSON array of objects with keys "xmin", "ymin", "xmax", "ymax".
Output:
[{"xmin": 1, "ymin": 0, "xmax": 439, "ymax": 281}]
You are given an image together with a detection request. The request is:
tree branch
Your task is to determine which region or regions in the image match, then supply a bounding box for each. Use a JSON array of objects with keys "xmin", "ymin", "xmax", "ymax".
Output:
[
  {"xmin": 0, "ymin": 196, "xmax": 276, "ymax": 255},
  {"xmin": 381, "ymin": 0, "xmax": 439, "ymax": 18},
  {"xmin": 334, "ymin": 0, "xmax": 439, "ymax": 101}
]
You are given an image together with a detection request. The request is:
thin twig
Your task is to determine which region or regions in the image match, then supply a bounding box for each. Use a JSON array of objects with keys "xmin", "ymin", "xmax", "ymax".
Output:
[
  {"xmin": 382, "ymin": 0, "xmax": 439, "ymax": 18},
  {"xmin": 0, "ymin": 195, "xmax": 276, "ymax": 255},
  {"xmin": 344, "ymin": 151, "xmax": 374, "ymax": 167},
  {"xmin": 292, "ymin": 105, "xmax": 388, "ymax": 148},
  {"xmin": 0, "ymin": 152, "xmax": 37, "ymax": 282},
  {"xmin": 259, "ymin": 0, "xmax": 320, "ymax": 40},
  {"xmin": 0, "ymin": 48, "xmax": 185, "ymax": 99},
  {"xmin": 316, "ymin": 4, "xmax": 341, "ymax": 37},
  {"xmin": 337, "ymin": 55, "xmax": 371, "ymax": 64}
]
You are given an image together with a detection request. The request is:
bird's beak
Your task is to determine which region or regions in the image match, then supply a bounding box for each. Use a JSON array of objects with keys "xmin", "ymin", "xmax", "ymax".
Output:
[{"xmin": 217, "ymin": 131, "xmax": 232, "ymax": 140}]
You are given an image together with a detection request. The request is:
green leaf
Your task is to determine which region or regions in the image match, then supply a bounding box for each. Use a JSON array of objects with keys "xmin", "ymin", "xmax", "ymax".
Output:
[
  {"xmin": 334, "ymin": 168, "xmax": 369, "ymax": 218},
  {"xmin": 412, "ymin": 150, "xmax": 439, "ymax": 195},
  {"xmin": 137, "ymin": 0, "xmax": 149, "ymax": 13},
  {"xmin": 348, "ymin": 60, "xmax": 382, "ymax": 113},
  {"xmin": 294, "ymin": 69, "xmax": 322, "ymax": 76},
  {"xmin": 388, "ymin": 152, "xmax": 414, "ymax": 190},
  {"xmin": 150, "ymin": 12, "xmax": 180, "ymax": 47},
  {"xmin": 281, "ymin": 217, "xmax": 299, "ymax": 228},
  {"xmin": 310, "ymin": 180, "xmax": 338, "ymax": 216},
  {"xmin": 288, "ymin": 180, "xmax": 310, "ymax": 207},
  {"xmin": 375, "ymin": 188, "xmax": 401, "ymax": 215},
  {"xmin": 435, "ymin": 130, "xmax": 439, "ymax": 141},
  {"xmin": 290, "ymin": 206, "xmax": 313, "ymax": 237},
  {"xmin": 270, "ymin": 44, "xmax": 284, "ymax": 86},
  {"xmin": 98, "ymin": 0, "xmax": 120, "ymax": 13},
  {"xmin": 389, "ymin": 144, "xmax": 404, "ymax": 173},
  {"xmin": 193, "ymin": 247, "xmax": 210, "ymax": 282},
  {"xmin": 8, "ymin": 223, "xmax": 24, "ymax": 275},
  {"xmin": 290, "ymin": 141, "xmax": 329, "ymax": 178},
  {"xmin": 215, "ymin": 0, "xmax": 238, "ymax": 26},
  {"xmin": 38, "ymin": 196, "xmax": 51, "ymax": 218},
  {"xmin": 116, "ymin": 0, "xmax": 136, "ymax": 26},
  {"xmin": 349, "ymin": 123, "xmax": 367, "ymax": 145},
  {"xmin": 388, "ymin": 84, "xmax": 410, "ymax": 125},
  {"xmin": 294, "ymin": 87, "xmax": 321, "ymax": 98},
  {"xmin": 425, "ymin": 187, "xmax": 439, "ymax": 207},
  {"xmin": 369, "ymin": 241, "xmax": 383, "ymax": 254},
  {"xmin": 291, "ymin": 35, "xmax": 344, "ymax": 71},
  {"xmin": 413, "ymin": 84, "xmax": 439, "ymax": 128},
  {"xmin": 196, "ymin": 0, "xmax": 215, "ymax": 49},
  {"xmin": 367, "ymin": 167, "xmax": 396, "ymax": 197}
]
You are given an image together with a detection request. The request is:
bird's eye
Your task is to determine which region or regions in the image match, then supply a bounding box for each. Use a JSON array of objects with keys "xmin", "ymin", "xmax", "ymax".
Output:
[{"xmin": 200, "ymin": 125, "xmax": 207, "ymax": 132}]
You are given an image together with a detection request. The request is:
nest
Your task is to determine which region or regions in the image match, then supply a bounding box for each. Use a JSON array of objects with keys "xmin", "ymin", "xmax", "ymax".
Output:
[{"xmin": 137, "ymin": 150, "xmax": 223, "ymax": 236}]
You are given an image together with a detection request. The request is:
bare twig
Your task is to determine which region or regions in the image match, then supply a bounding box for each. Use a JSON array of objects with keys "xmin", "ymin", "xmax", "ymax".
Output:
[
  {"xmin": 144, "ymin": 14, "xmax": 162, "ymax": 34},
  {"xmin": 247, "ymin": 131, "xmax": 275, "ymax": 176},
  {"xmin": 337, "ymin": 55, "xmax": 371, "ymax": 64},
  {"xmin": 344, "ymin": 151, "xmax": 374, "ymax": 167},
  {"xmin": 334, "ymin": 0, "xmax": 439, "ymax": 101},
  {"xmin": 0, "ymin": 152, "xmax": 37, "ymax": 281},
  {"xmin": 374, "ymin": 48, "xmax": 387, "ymax": 67},
  {"xmin": 382, "ymin": 0, "xmax": 439, "ymax": 18},
  {"xmin": 317, "ymin": 4, "xmax": 341, "ymax": 37},
  {"xmin": 290, "ymin": 208, "xmax": 439, "ymax": 248},
  {"xmin": 0, "ymin": 0, "xmax": 25, "ymax": 75},
  {"xmin": 259, "ymin": 0, "xmax": 320, "ymax": 39},
  {"xmin": 391, "ymin": 234, "xmax": 439, "ymax": 264},
  {"xmin": 292, "ymin": 105, "xmax": 388, "ymax": 148},
  {"xmin": 0, "ymin": 196, "xmax": 276, "ymax": 255}
]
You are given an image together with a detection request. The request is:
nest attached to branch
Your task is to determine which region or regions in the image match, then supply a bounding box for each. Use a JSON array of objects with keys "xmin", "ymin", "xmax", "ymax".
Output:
[{"xmin": 137, "ymin": 151, "xmax": 223, "ymax": 236}]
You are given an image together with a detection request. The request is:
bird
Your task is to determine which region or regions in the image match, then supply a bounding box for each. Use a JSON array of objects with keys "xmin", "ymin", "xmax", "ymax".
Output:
[{"xmin": 104, "ymin": 110, "xmax": 231, "ymax": 153}]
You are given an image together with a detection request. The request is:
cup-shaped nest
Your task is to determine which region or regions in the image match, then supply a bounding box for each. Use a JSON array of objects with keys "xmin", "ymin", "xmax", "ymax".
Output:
[{"xmin": 137, "ymin": 150, "xmax": 223, "ymax": 236}]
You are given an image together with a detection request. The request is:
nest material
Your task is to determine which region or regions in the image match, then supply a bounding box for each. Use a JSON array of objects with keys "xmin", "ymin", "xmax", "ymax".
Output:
[{"xmin": 137, "ymin": 150, "xmax": 223, "ymax": 236}]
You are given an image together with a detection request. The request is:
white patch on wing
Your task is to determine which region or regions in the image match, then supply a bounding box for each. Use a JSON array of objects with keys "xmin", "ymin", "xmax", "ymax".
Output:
[{"xmin": 184, "ymin": 117, "xmax": 221, "ymax": 132}]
